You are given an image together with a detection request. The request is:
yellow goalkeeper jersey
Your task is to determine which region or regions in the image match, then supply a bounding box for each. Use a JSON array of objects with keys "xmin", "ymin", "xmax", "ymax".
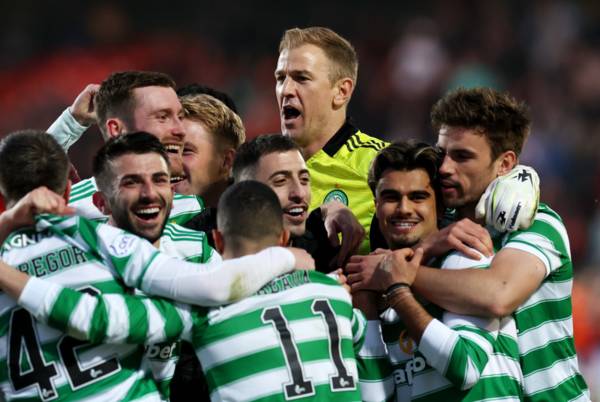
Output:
[{"xmin": 306, "ymin": 121, "xmax": 388, "ymax": 254}]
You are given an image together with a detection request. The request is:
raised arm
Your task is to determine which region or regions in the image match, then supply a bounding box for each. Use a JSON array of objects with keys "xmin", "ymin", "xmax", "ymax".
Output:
[{"xmin": 47, "ymin": 84, "xmax": 99, "ymax": 151}]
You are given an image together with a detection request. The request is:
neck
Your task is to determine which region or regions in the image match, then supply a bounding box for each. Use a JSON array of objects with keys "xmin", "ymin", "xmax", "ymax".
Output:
[
  {"xmin": 221, "ymin": 238, "xmax": 278, "ymax": 260},
  {"xmin": 301, "ymin": 113, "xmax": 346, "ymax": 160}
]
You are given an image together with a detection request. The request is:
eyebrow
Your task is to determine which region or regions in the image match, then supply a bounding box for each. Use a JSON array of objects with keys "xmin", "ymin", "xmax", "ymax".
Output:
[
  {"xmin": 268, "ymin": 169, "xmax": 310, "ymax": 180},
  {"xmin": 378, "ymin": 188, "xmax": 432, "ymax": 197},
  {"xmin": 275, "ymin": 69, "xmax": 313, "ymax": 77},
  {"xmin": 120, "ymin": 172, "xmax": 169, "ymax": 181}
]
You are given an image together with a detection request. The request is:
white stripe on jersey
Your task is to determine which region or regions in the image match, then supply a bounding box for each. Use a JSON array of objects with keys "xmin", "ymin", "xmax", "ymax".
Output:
[
  {"xmin": 210, "ymin": 358, "xmax": 358, "ymax": 402},
  {"xmin": 518, "ymin": 316, "xmax": 574, "ymax": 354},
  {"xmin": 197, "ymin": 314, "xmax": 353, "ymax": 370}
]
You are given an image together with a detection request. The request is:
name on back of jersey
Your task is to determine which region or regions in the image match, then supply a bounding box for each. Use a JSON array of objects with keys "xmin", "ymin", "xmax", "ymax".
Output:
[
  {"xmin": 256, "ymin": 270, "xmax": 311, "ymax": 296},
  {"xmin": 16, "ymin": 246, "xmax": 89, "ymax": 278}
]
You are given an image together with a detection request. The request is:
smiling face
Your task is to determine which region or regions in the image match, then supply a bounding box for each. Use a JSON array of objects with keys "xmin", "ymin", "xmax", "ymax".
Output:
[
  {"xmin": 128, "ymin": 86, "xmax": 186, "ymax": 184},
  {"xmin": 105, "ymin": 152, "xmax": 173, "ymax": 243},
  {"xmin": 437, "ymin": 125, "xmax": 504, "ymax": 215},
  {"xmin": 252, "ymin": 150, "xmax": 311, "ymax": 237},
  {"xmin": 275, "ymin": 44, "xmax": 340, "ymax": 149},
  {"xmin": 173, "ymin": 118, "xmax": 223, "ymax": 196},
  {"xmin": 376, "ymin": 168, "xmax": 438, "ymax": 249}
]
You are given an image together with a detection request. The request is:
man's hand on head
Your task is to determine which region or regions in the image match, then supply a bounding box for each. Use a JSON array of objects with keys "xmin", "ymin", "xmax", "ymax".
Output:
[
  {"xmin": 321, "ymin": 201, "xmax": 365, "ymax": 267},
  {"xmin": 0, "ymin": 187, "xmax": 75, "ymax": 245},
  {"xmin": 69, "ymin": 84, "xmax": 100, "ymax": 127},
  {"xmin": 2, "ymin": 187, "xmax": 74, "ymax": 229},
  {"xmin": 287, "ymin": 247, "xmax": 315, "ymax": 271},
  {"xmin": 475, "ymin": 164, "xmax": 540, "ymax": 232},
  {"xmin": 419, "ymin": 218, "xmax": 493, "ymax": 261}
]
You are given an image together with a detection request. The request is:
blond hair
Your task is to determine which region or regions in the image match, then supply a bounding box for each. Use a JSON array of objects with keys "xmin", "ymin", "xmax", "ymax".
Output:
[
  {"xmin": 180, "ymin": 94, "xmax": 245, "ymax": 149},
  {"xmin": 279, "ymin": 26, "xmax": 358, "ymax": 84}
]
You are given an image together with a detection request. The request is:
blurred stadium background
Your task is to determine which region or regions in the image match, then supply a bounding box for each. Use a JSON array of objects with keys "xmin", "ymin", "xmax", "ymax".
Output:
[{"xmin": 0, "ymin": 0, "xmax": 598, "ymax": 396}]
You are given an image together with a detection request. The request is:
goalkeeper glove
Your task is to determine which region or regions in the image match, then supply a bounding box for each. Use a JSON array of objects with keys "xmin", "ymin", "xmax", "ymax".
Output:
[{"xmin": 475, "ymin": 164, "xmax": 540, "ymax": 232}]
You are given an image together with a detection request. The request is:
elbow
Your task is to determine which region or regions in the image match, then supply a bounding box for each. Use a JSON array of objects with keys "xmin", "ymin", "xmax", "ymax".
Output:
[
  {"xmin": 486, "ymin": 301, "xmax": 513, "ymax": 318},
  {"xmin": 483, "ymin": 291, "xmax": 519, "ymax": 318}
]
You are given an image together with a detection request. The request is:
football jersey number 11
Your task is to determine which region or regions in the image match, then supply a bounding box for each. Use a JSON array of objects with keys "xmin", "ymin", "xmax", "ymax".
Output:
[{"xmin": 262, "ymin": 299, "xmax": 356, "ymax": 400}]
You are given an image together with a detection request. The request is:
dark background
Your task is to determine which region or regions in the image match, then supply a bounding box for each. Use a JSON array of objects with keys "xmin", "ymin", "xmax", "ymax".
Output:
[{"xmin": 0, "ymin": 0, "xmax": 599, "ymax": 394}]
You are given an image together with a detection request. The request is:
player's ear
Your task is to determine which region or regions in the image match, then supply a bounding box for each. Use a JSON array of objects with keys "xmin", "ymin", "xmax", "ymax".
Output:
[
  {"xmin": 63, "ymin": 180, "xmax": 72, "ymax": 203},
  {"xmin": 213, "ymin": 229, "xmax": 225, "ymax": 255},
  {"xmin": 221, "ymin": 148, "xmax": 236, "ymax": 177},
  {"xmin": 93, "ymin": 192, "xmax": 112, "ymax": 215},
  {"xmin": 279, "ymin": 229, "xmax": 291, "ymax": 247},
  {"xmin": 496, "ymin": 150, "xmax": 517, "ymax": 177},
  {"xmin": 332, "ymin": 77, "xmax": 354, "ymax": 109},
  {"xmin": 105, "ymin": 118, "xmax": 125, "ymax": 139}
]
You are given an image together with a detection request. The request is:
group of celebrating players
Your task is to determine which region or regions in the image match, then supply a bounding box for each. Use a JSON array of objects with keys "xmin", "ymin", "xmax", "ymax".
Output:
[{"xmin": 0, "ymin": 26, "xmax": 590, "ymax": 401}]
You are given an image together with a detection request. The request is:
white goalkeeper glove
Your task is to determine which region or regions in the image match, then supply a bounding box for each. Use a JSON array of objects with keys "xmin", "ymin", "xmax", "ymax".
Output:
[{"xmin": 475, "ymin": 164, "xmax": 540, "ymax": 232}]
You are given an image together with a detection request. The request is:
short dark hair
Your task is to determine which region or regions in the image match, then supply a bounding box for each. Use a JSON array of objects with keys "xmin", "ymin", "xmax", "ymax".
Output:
[
  {"xmin": 177, "ymin": 83, "xmax": 238, "ymax": 113},
  {"xmin": 0, "ymin": 130, "xmax": 69, "ymax": 203},
  {"xmin": 233, "ymin": 134, "xmax": 302, "ymax": 181},
  {"xmin": 430, "ymin": 87, "xmax": 531, "ymax": 160},
  {"xmin": 96, "ymin": 71, "xmax": 176, "ymax": 136},
  {"xmin": 368, "ymin": 140, "xmax": 442, "ymax": 196},
  {"xmin": 217, "ymin": 180, "xmax": 283, "ymax": 245},
  {"xmin": 93, "ymin": 132, "xmax": 170, "ymax": 195}
]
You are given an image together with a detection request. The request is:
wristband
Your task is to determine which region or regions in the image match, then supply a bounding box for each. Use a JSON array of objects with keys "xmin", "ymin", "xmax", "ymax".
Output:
[{"xmin": 384, "ymin": 282, "xmax": 410, "ymax": 299}]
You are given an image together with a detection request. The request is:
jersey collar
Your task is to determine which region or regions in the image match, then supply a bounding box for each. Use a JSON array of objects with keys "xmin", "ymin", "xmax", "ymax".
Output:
[{"xmin": 322, "ymin": 118, "xmax": 357, "ymax": 157}]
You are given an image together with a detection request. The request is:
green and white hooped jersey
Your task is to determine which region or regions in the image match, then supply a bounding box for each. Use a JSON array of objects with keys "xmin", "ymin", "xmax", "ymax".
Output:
[
  {"xmin": 382, "ymin": 252, "xmax": 522, "ymax": 402},
  {"xmin": 143, "ymin": 222, "xmax": 220, "ymax": 399},
  {"xmin": 68, "ymin": 177, "xmax": 205, "ymax": 225},
  {"xmin": 0, "ymin": 227, "xmax": 162, "ymax": 401},
  {"xmin": 20, "ymin": 271, "xmax": 396, "ymax": 402},
  {"xmin": 500, "ymin": 203, "xmax": 589, "ymax": 402}
]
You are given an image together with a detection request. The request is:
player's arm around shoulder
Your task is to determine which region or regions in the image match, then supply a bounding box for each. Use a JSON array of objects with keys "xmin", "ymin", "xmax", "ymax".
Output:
[{"xmin": 17, "ymin": 275, "xmax": 192, "ymax": 345}]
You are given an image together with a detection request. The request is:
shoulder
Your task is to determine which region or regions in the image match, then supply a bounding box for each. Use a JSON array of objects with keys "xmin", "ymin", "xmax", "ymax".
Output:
[
  {"xmin": 68, "ymin": 177, "xmax": 98, "ymax": 203},
  {"xmin": 169, "ymin": 194, "xmax": 206, "ymax": 225},
  {"xmin": 505, "ymin": 203, "xmax": 569, "ymax": 251},
  {"xmin": 162, "ymin": 222, "xmax": 208, "ymax": 241}
]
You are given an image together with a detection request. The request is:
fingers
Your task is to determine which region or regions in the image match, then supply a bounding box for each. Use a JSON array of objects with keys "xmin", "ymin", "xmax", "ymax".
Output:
[
  {"xmin": 475, "ymin": 180, "xmax": 495, "ymax": 220},
  {"xmin": 454, "ymin": 219, "xmax": 493, "ymax": 256},
  {"xmin": 411, "ymin": 248, "xmax": 424, "ymax": 266},
  {"xmin": 335, "ymin": 223, "xmax": 363, "ymax": 267},
  {"xmin": 371, "ymin": 248, "xmax": 391, "ymax": 255},
  {"xmin": 325, "ymin": 221, "xmax": 341, "ymax": 248},
  {"xmin": 346, "ymin": 273, "xmax": 362, "ymax": 286},
  {"xmin": 345, "ymin": 261, "xmax": 363, "ymax": 274}
]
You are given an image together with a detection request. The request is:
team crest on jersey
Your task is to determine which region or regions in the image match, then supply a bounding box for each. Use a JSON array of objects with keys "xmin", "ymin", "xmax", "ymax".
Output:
[
  {"xmin": 108, "ymin": 234, "xmax": 138, "ymax": 257},
  {"xmin": 323, "ymin": 189, "xmax": 349, "ymax": 206}
]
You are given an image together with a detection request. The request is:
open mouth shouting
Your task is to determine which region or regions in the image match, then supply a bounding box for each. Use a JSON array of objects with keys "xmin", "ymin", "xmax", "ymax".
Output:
[{"xmin": 281, "ymin": 104, "xmax": 302, "ymax": 129}]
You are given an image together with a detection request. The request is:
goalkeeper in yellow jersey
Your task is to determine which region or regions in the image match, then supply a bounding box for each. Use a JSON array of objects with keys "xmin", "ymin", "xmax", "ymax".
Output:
[{"xmin": 275, "ymin": 26, "xmax": 389, "ymax": 256}]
